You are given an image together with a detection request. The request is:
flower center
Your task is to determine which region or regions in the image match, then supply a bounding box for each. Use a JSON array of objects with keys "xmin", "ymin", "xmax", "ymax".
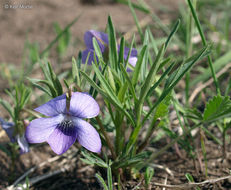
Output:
[{"xmin": 57, "ymin": 118, "xmax": 75, "ymax": 136}]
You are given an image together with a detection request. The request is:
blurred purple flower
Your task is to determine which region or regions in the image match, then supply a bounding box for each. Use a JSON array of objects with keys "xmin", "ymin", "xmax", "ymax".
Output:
[
  {"xmin": 0, "ymin": 117, "xmax": 29, "ymax": 154},
  {"xmin": 82, "ymin": 30, "xmax": 137, "ymax": 70},
  {"xmin": 26, "ymin": 92, "xmax": 101, "ymax": 155}
]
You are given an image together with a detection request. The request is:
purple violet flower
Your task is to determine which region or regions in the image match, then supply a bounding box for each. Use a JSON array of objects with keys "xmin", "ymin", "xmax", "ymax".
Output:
[
  {"xmin": 26, "ymin": 92, "xmax": 101, "ymax": 155},
  {"xmin": 0, "ymin": 117, "xmax": 29, "ymax": 154},
  {"xmin": 82, "ymin": 30, "xmax": 138, "ymax": 70}
]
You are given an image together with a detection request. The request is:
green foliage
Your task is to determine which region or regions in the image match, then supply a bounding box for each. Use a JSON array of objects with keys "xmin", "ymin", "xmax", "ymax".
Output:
[
  {"xmin": 28, "ymin": 61, "xmax": 63, "ymax": 98},
  {"xmin": 203, "ymin": 95, "xmax": 231, "ymax": 123},
  {"xmin": 144, "ymin": 167, "xmax": 154, "ymax": 189},
  {"xmin": 1, "ymin": 83, "xmax": 31, "ymax": 121},
  {"xmin": 185, "ymin": 173, "xmax": 201, "ymax": 190},
  {"xmin": 16, "ymin": 176, "xmax": 30, "ymax": 190}
]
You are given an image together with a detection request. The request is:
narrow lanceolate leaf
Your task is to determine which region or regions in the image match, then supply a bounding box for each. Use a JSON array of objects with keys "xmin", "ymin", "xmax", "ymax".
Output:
[
  {"xmin": 164, "ymin": 19, "xmax": 180, "ymax": 50},
  {"xmin": 139, "ymin": 44, "xmax": 165, "ymax": 102},
  {"xmin": 93, "ymin": 37, "xmax": 103, "ymax": 59},
  {"xmin": 148, "ymin": 27, "xmax": 158, "ymax": 55},
  {"xmin": 72, "ymin": 57, "xmax": 80, "ymax": 86},
  {"xmin": 107, "ymin": 162, "xmax": 113, "ymax": 190},
  {"xmin": 141, "ymin": 30, "xmax": 149, "ymax": 82},
  {"xmin": 191, "ymin": 50, "xmax": 231, "ymax": 87},
  {"xmin": 0, "ymin": 99, "xmax": 14, "ymax": 118},
  {"xmin": 153, "ymin": 93, "xmax": 171, "ymax": 121},
  {"xmin": 114, "ymin": 151, "xmax": 149, "ymax": 169},
  {"xmin": 118, "ymin": 36, "xmax": 125, "ymax": 66},
  {"xmin": 47, "ymin": 62, "xmax": 63, "ymax": 96},
  {"xmin": 107, "ymin": 16, "xmax": 118, "ymax": 70},
  {"xmin": 92, "ymin": 64, "xmax": 117, "ymax": 100},
  {"xmin": 39, "ymin": 61, "xmax": 51, "ymax": 81},
  {"xmin": 132, "ymin": 45, "xmax": 147, "ymax": 86},
  {"xmin": 145, "ymin": 167, "xmax": 154, "ymax": 186},
  {"xmin": 119, "ymin": 64, "xmax": 137, "ymax": 102},
  {"xmin": 27, "ymin": 78, "xmax": 53, "ymax": 97},
  {"xmin": 107, "ymin": 67, "xmax": 116, "ymax": 92},
  {"xmin": 203, "ymin": 95, "xmax": 231, "ymax": 122},
  {"xmin": 81, "ymin": 151, "xmax": 108, "ymax": 168},
  {"xmin": 95, "ymin": 174, "xmax": 109, "ymax": 190},
  {"xmin": 165, "ymin": 45, "xmax": 210, "ymax": 90},
  {"xmin": 146, "ymin": 60, "xmax": 174, "ymax": 98}
]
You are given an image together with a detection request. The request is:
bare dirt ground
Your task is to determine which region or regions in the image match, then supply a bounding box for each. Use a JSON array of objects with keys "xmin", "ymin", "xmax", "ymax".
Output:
[
  {"xmin": 0, "ymin": 0, "xmax": 182, "ymax": 65},
  {"xmin": 2, "ymin": 0, "xmax": 231, "ymax": 189}
]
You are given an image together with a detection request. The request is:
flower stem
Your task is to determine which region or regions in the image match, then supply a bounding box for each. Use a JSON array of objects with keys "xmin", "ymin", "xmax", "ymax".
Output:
[{"xmin": 96, "ymin": 116, "xmax": 116, "ymax": 160}]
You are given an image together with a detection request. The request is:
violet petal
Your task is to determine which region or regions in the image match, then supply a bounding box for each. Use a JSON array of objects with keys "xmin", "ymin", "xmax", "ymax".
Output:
[
  {"xmin": 82, "ymin": 49, "xmax": 97, "ymax": 65},
  {"xmin": 73, "ymin": 118, "xmax": 101, "ymax": 153},
  {"xmin": 26, "ymin": 114, "xmax": 64, "ymax": 143},
  {"xmin": 84, "ymin": 30, "xmax": 108, "ymax": 51},
  {"xmin": 34, "ymin": 94, "xmax": 66, "ymax": 117},
  {"xmin": 124, "ymin": 47, "xmax": 138, "ymax": 68},
  {"xmin": 47, "ymin": 126, "xmax": 77, "ymax": 155},
  {"xmin": 69, "ymin": 92, "xmax": 99, "ymax": 118},
  {"xmin": 16, "ymin": 134, "xmax": 30, "ymax": 154},
  {"xmin": 0, "ymin": 117, "xmax": 15, "ymax": 142}
]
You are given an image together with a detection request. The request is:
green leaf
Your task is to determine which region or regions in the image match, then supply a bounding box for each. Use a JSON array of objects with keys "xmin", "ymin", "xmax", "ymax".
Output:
[
  {"xmin": 154, "ymin": 93, "xmax": 171, "ymax": 121},
  {"xmin": 107, "ymin": 67, "xmax": 116, "ymax": 92},
  {"xmin": 146, "ymin": 60, "xmax": 174, "ymax": 98},
  {"xmin": 81, "ymin": 151, "xmax": 108, "ymax": 168},
  {"xmin": 118, "ymin": 36, "xmax": 125, "ymax": 66},
  {"xmin": 139, "ymin": 44, "xmax": 165, "ymax": 101},
  {"xmin": 203, "ymin": 95, "xmax": 231, "ymax": 122},
  {"xmin": 119, "ymin": 63, "xmax": 137, "ymax": 102},
  {"xmin": 114, "ymin": 151, "xmax": 149, "ymax": 169},
  {"xmin": 145, "ymin": 167, "xmax": 154, "ymax": 186},
  {"xmin": 191, "ymin": 50, "xmax": 231, "ymax": 86},
  {"xmin": 185, "ymin": 173, "xmax": 195, "ymax": 182},
  {"xmin": 124, "ymin": 35, "xmax": 135, "ymax": 71},
  {"xmin": 47, "ymin": 62, "xmax": 63, "ymax": 96},
  {"xmin": 93, "ymin": 37, "xmax": 103, "ymax": 59},
  {"xmin": 0, "ymin": 99, "xmax": 14, "ymax": 118},
  {"xmin": 131, "ymin": 45, "xmax": 147, "ymax": 86},
  {"xmin": 107, "ymin": 161, "xmax": 113, "ymax": 190},
  {"xmin": 164, "ymin": 19, "xmax": 180, "ymax": 50},
  {"xmin": 140, "ymin": 30, "xmax": 149, "ymax": 82},
  {"xmin": 148, "ymin": 27, "xmax": 158, "ymax": 56},
  {"xmin": 72, "ymin": 57, "xmax": 80, "ymax": 87},
  {"xmin": 107, "ymin": 16, "xmax": 118, "ymax": 70},
  {"xmin": 92, "ymin": 64, "xmax": 117, "ymax": 100},
  {"xmin": 95, "ymin": 174, "xmax": 109, "ymax": 190},
  {"xmin": 27, "ymin": 78, "xmax": 53, "ymax": 97},
  {"xmin": 185, "ymin": 108, "xmax": 203, "ymax": 121}
]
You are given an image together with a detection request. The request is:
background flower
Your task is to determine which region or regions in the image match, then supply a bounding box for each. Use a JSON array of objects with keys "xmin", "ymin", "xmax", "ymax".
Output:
[
  {"xmin": 0, "ymin": 117, "xmax": 29, "ymax": 154},
  {"xmin": 82, "ymin": 30, "xmax": 137, "ymax": 71}
]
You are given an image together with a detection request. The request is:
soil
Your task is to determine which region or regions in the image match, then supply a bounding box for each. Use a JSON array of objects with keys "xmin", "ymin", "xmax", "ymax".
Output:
[{"xmin": 1, "ymin": 0, "xmax": 230, "ymax": 189}]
